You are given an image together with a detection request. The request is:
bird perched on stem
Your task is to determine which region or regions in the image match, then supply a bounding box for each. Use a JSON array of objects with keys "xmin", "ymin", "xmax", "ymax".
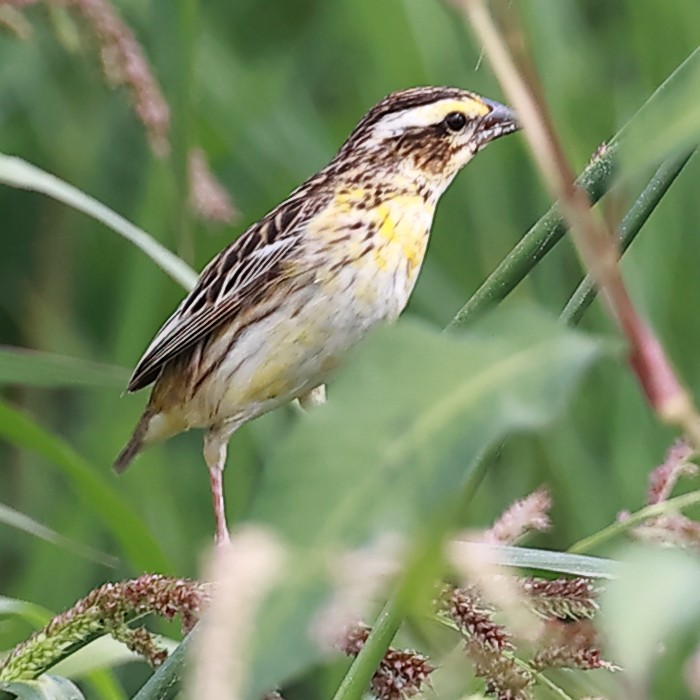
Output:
[{"xmin": 115, "ymin": 86, "xmax": 519, "ymax": 544}]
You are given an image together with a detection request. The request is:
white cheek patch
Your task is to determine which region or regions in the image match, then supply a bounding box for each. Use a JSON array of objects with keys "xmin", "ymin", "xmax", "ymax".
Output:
[{"xmin": 371, "ymin": 98, "xmax": 489, "ymax": 139}]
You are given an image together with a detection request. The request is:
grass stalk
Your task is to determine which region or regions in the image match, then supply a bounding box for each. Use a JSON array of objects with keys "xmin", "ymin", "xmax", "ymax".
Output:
[
  {"xmin": 447, "ymin": 143, "xmax": 616, "ymax": 329},
  {"xmin": 456, "ymin": 0, "xmax": 700, "ymax": 446},
  {"xmin": 568, "ymin": 489, "xmax": 700, "ymax": 554},
  {"xmin": 561, "ymin": 149, "xmax": 695, "ymax": 324},
  {"xmin": 330, "ymin": 595, "xmax": 404, "ymax": 700}
]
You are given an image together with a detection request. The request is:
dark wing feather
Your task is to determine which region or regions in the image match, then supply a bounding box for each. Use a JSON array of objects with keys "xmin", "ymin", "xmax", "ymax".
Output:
[{"xmin": 126, "ymin": 196, "xmax": 315, "ymax": 392}]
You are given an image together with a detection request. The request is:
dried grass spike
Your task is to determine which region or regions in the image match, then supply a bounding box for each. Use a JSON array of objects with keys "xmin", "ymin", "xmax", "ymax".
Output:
[
  {"xmin": 188, "ymin": 148, "xmax": 238, "ymax": 224},
  {"xmin": 444, "ymin": 585, "xmax": 514, "ymax": 652},
  {"xmin": 532, "ymin": 620, "xmax": 618, "ymax": 673},
  {"xmin": 372, "ymin": 648, "xmax": 434, "ymax": 700},
  {"xmin": 521, "ymin": 577, "xmax": 599, "ymax": 620},
  {"xmin": 339, "ymin": 623, "xmax": 434, "ymax": 700},
  {"xmin": 111, "ymin": 624, "xmax": 168, "ymax": 668},
  {"xmin": 68, "ymin": 0, "xmax": 170, "ymax": 156},
  {"xmin": 647, "ymin": 438, "xmax": 696, "ymax": 505},
  {"xmin": 465, "ymin": 638, "xmax": 533, "ymax": 700}
]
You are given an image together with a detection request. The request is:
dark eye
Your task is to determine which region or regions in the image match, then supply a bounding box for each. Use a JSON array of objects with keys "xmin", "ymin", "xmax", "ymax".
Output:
[{"xmin": 444, "ymin": 111, "xmax": 467, "ymax": 132}]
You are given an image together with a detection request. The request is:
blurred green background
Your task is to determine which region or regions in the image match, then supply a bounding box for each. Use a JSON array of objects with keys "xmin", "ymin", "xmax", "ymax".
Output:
[{"xmin": 0, "ymin": 0, "xmax": 699, "ymax": 697}]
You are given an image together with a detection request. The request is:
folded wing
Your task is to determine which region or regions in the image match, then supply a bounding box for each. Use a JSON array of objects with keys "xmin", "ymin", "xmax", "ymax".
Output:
[{"xmin": 126, "ymin": 197, "xmax": 314, "ymax": 392}]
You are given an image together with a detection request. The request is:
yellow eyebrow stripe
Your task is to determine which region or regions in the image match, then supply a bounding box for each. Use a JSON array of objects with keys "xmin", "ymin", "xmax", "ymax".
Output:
[{"xmin": 421, "ymin": 98, "xmax": 490, "ymax": 122}]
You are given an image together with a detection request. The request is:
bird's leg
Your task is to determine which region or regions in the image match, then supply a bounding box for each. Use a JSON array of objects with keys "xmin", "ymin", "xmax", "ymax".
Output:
[{"xmin": 203, "ymin": 431, "xmax": 231, "ymax": 546}]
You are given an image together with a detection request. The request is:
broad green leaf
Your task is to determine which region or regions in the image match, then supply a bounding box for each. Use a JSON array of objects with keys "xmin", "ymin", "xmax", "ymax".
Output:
[
  {"xmin": 620, "ymin": 46, "xmax": 700, "ymax": 175},
  {"xmin": 241, "ymin": 309, "xmax": 605, "ymax": 698},
  {"xmin": 138, "ymin": 306, "xmax": 607, "ymax": 700},
  {"xmin": 0, "ymin": 347, "xmax": 129, "ymax": 389},
  {"xmin": 601, "ymin": 545, "xmax": 700, "ymax": 679},
  {"xmin": 0, "ymin": 504, "xmax": 117, "ymax": 567},
  {"xmin": 0, "ymin": 676, "xmax": 85, "ymax": 700},
  {"xmin": 0, "ymin": 154, "xmax": 196, "ymax": 292},
  {"xmin": 250, "ymin": 310, "xmax": 603, "ymax": 543},
  {"xmin": 0, "ymin": 400, "xmax": 170, "ymax": 573}
]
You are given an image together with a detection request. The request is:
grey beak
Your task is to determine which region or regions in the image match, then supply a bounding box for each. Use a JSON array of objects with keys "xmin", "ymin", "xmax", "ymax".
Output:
[{"xmin": 475, "ymin": 98, "xmax": 520, "ymax": 148}]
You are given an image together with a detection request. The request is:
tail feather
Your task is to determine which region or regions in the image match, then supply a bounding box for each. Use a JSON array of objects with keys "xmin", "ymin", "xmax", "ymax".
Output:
[{"xmin": 114, "ymin": 410, "xmax": 152, "ymax": 473}]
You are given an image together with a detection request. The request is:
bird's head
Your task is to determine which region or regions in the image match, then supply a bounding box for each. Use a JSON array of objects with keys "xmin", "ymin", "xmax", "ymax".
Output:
[{"xmin": 334, "ymin": 86, "xmax": 519, "ymax": 194}]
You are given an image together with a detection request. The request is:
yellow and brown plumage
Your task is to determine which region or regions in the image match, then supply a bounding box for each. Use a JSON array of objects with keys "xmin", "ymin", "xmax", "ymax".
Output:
[{"xmin": 115, "ymin": 86, "xmax": 519, "ymax": 543}]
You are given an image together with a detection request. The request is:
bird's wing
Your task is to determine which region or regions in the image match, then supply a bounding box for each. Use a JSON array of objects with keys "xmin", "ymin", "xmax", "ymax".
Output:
[{"xmin": 127, "ymin": 196, "xmax": 317, "ymax": 392}]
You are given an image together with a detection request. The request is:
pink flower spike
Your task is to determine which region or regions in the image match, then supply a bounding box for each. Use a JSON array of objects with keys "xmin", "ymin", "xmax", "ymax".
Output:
[{"xmin": 483, "ymin": 488, "xmax": 552, "ymax": 546}]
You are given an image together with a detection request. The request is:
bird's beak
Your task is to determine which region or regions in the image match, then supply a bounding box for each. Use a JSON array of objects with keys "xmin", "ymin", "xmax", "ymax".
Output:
[{"xmin": 474, "ymin": 98, "xmax": 520, "ymax": 149}]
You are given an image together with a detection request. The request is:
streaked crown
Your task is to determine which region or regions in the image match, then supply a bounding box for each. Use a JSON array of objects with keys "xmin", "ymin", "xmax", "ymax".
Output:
[{"xmin": 334, "ymin": 86, "xmax": 519, "ymax": 186}]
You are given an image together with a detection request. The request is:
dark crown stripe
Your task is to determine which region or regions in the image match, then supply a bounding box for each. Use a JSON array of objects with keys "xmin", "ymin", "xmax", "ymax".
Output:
[
  {"xmin": 355, "ymin": 86, "xmax": 476, "ymax": 130},
  {"xmin": 335, "ymin": 86, "xmax": 481, "ymax": 157}
]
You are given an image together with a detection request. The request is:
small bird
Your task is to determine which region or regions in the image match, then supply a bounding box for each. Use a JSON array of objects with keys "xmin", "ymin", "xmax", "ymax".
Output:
[{"xmin": 114, "ymin": 86, "xmax": 519, "ymax": 544}]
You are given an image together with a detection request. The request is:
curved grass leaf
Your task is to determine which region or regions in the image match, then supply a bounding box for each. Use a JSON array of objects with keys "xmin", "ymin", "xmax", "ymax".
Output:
[
  {"xmin": 0, "ymin": 400, "xmax": 171, "ymax": 573},
  {"xmin": 454, "ymin": 542, "xmax": 619, "ymax": 579},
  {"xmin": 0, "ymin": 154, "xmax": 196, "ymax": 292},
  {"xmin": 0, "ymin": 676, "xmax": 85, "ymax": 700},
  {"xmin": 0, "ymin": 503, "xmax": 117, "ymax": 567},
  {"xmin": 0, "ymin": 598, "xmax": 51, "ymax": 630},
  {"xmin": 620, "ymin": 46, "xmax": 700, "ymax": 175},
  {"xmin": 137, "ymin": 306, "xmax": 609, "ymax": 700},
  {"xmin": 251, "ymin": 309, "xmax": 605, "ymax": 548},
  {"xmin": 0, "ymin": 347, "xmax": 129, "ymax": 390}
]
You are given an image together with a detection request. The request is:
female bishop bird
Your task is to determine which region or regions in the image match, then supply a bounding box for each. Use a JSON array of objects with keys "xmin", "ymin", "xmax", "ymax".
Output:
[{"xmin": 115, "ymin": 86, "xmax": 519, "ymax": 544}]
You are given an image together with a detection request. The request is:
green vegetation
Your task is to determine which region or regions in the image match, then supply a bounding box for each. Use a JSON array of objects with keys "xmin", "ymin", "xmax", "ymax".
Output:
[{"xmin": 1, "ymin": 1, "xmax": 699, "ymax": 699}]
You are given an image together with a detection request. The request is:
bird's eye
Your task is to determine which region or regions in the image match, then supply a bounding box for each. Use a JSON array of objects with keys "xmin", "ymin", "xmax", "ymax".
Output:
[{"xmin": 444, "ymin": 111, "xmax": 467, "ymax": 132}]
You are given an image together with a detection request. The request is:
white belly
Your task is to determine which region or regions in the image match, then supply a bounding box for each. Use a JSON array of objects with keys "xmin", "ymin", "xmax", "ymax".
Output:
[{"xmin": 155, "ymin": 192, "xmax": 434, "ymax": 434}]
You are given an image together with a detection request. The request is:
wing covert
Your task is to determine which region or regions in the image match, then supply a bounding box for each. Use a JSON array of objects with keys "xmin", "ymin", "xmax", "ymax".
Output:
[{"xmin": 126, "ymin": 198, "xmax": 312, "ymax": 392}]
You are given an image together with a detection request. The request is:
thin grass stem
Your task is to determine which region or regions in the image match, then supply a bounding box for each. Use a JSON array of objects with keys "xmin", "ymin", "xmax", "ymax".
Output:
[
  {"xmin": 561, "ymin": 150, "xmax": 695, "ymax": 325},
  {"xmin": 448, "ymin": 144, "xmax": 616, "ymax": 329},
  {"xmin": 568, "ymin": 489, "xmax": 700, "ymax": 554}
]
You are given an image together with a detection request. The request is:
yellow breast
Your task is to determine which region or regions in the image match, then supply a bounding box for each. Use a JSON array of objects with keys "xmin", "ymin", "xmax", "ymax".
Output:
[
  {"xmin": 371, "ymin": 194, "xmax": 432, "ymax": 275},
  {"xmin": 319, "ymin": 187, "xmax": 434, "ymax": 272}
]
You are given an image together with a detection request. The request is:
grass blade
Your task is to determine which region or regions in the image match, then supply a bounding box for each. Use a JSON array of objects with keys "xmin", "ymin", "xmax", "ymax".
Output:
[
  {"xmin": 0, "ymin": 399, "xmax": 171, "ymax": 573},
  {"xmin": 0, "ymin": 503, "xmax": 118, "ymax": 568},
  {"xmin": 0, "ymin": 154, "xmax": 196, "ymax": 292},
  {"xmin": 0, "ymin": 346, "xmax": 129, "ymax": 389},
  {"xmin": 448, "ymin": 47, "xmax": 700, "ymax": 329},
  {"xmin": 620, "ymin": 46, "xmax": 700, "ymax": 175},
  {"xmin": 561, "ymin": 149, "xmax": 696, "ymax": 324},
  {"xmin": 453, "ymin": 542, "xmax": 619, "ymax": 579},
  {"xmin": 0, "ymin": 597, "xmax": 51, "ymax": 629},
  {"xmin": 569, "ymin": 489, "xmax": 700, "ymax": 555},
  {"xmin": 447, "ymin": 143, "xmax": 616, "ymax": 328}
]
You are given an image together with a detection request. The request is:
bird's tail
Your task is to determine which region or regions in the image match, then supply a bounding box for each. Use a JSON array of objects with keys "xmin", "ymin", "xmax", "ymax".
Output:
[{"xmin": 113, "ymin": 409, "xmax": 153, "ymax": 473}]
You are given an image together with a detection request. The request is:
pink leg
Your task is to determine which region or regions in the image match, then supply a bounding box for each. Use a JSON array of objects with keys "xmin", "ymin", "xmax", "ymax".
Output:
[
  {"xmin": 208, "ymin": 464, "xmax": 230, "ymax": 545},
  {"xmin": 204, "ymin": 431, "xmax": 231, "ymax": 545}
]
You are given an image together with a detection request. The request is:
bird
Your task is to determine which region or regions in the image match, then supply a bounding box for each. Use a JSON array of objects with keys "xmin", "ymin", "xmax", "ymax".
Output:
[{"xmin": 114, "ymin": 86, "xmax": 520, "ymax": 544}]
